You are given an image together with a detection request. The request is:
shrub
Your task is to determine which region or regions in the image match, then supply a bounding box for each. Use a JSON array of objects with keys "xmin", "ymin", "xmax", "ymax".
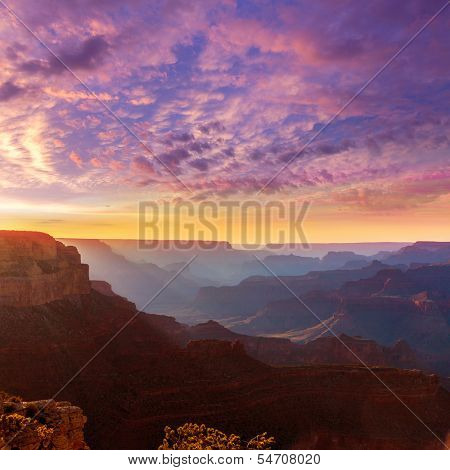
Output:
[
  {"xmin": 0, "ymin": 413, "xmax": 53, "ymax": 450},
  {"xmin": 0, "ymin": 392, "xmax": 22, "ymax": 403},
  {"xmin": 159, "ymin": 423, "xmax": 275, "ymax": 450},
  {"xmin": 24, "ymin": 403, "xmax": 41, "ymax": 419},
  {"xmin": 2, "ymin": 403, "xmax": 19, "ymax": 414}
]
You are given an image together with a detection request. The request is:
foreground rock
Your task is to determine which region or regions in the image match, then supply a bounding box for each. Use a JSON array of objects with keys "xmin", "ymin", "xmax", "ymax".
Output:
[{"xmin": 0, "ymin": 393, "xmax": 88, "ymax": 450}]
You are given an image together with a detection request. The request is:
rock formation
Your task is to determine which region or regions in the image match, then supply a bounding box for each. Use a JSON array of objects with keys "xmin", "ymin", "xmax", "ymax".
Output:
[{"xmin": 0, "ymin": 231, "xmax": 90, "ymax": 307}]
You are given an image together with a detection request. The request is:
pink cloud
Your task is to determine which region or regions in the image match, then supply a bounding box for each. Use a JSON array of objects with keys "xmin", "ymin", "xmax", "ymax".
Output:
[
  {"xmin": 90, "ymin": 157, "xmax": 103, "ymax": 168},
  {"xmin": 69, "ymin": 151, "xmax": 83, "ymax": 168},
  {"xmin": 109, "ymin": 160, "xmax": 125, "ymax": 171}
]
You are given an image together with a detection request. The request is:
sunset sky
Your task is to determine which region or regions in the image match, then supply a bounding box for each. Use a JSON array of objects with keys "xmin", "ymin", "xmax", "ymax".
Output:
[{"xmin": 0, "ymin": 0, "xmax": 449, "ymax": 242}]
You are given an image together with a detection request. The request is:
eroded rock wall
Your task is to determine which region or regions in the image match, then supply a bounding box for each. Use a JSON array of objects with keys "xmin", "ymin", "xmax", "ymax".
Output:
[{"xmin": 0, "ymin": 231, "xmax": 90, "ymax": 307}]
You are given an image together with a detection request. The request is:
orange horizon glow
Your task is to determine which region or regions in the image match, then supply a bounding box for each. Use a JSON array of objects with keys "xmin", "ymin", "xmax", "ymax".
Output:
[{"xmin": 2, "ymin": 204, "xmax": 449, "ymax": 244}]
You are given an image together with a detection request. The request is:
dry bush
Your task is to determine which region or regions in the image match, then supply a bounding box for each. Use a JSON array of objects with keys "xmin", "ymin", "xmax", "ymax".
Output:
[
  {"xmin": 0, "ymin": 413, "xmax": 53, "ymax": 450},
  {"xmin": 0, "ymin": 393, "xmax": 53, "ymax": 450},
  {"xmin": 159, "ymin": 423, "xmax": 275, "ymax": 450}
]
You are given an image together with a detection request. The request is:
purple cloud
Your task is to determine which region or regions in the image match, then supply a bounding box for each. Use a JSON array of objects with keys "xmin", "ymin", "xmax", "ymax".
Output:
[
  {"xmin": 190, "ymin": 158, "xmax": 209, "ymax": 171},
  {"xmin": 0, "ymin": 81, "xmax": 23, "ymax": 101},
  {"xmin": 19, "ymin": 36, "xmax": 109, "ymax": 75},
  {"xmin": 159, "ymin": 148, "xmax": 191, "ymax": 169}
]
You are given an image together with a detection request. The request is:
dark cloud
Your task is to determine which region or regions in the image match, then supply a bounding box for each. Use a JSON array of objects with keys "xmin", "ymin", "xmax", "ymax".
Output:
[
  {"xmin": 275, "ymin": 138, "xmax": 355, "ymax": 164},
  {"xmin": 172, "ymin": 132, "xmax": 194, "ymax": 142},
  {"xmin": 250, "ymin": 149, "xmax": 265, "ymax": 161},
  {"xmin": 366, "ymin": 137, "xmax": 382, "ymax": 157},
  {"xmin": 163, "ymin": 132, "xmax": 195, "ymax": 147},
  {"xmin": 0, "ymin": 81, "xmax": 24, "ymax": 101},
  {"xmin": 159, "ymin": 148, "xmax": 191, "ymax": 168},
  {"xmin": 188, "ymin": 140, "xmax": 212, "ymax": 153},
  {"xmin": 198, "ymin": 120, "xmax": 225, "ymax": 135},
  {"xmin": 313, "ymin": 139, "xmax": 355, "ymax": 156},
  {"xmin": 319, "ymin": 37, "xmax": 365, "ymax": 61},
  {"xmin": 190, "ymin": 158, "xmax": 209, "ymax": 171},
  {"xmin": 222, "ymin": 147, "xmax": 235, "ymax": 157},
  {"xmin": 319, "ymin": 169, "xmax": 333, "ymax": 182},
  {"xmin": 278, "ymin": 150, "xmax": 296, "ymax": 163},
  {"xmin": 19, "ymin": 35, "xmax": 109, "ymax": 75},
  {"xmin": 57, "ymin": 35, "xmax": 109, "ymax": 70},
  {"xmin": 19, "ymin": 59, "xmax": 49, "ymax": 74}
]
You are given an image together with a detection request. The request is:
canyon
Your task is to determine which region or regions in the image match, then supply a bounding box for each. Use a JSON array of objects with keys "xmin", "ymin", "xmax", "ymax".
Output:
[{"xmin": 0, "ymin": 232, "xmax": 449, "ymax": 450}]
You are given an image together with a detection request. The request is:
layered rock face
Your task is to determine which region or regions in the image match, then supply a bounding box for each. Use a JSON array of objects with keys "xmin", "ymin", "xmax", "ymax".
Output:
[
  {"xmin": 0, "ymin": 394, "xmax": 88, "ymax": 450},
  {"xmin": 0, "ymin": 231, "xmax": 90, "ymax": 307}
]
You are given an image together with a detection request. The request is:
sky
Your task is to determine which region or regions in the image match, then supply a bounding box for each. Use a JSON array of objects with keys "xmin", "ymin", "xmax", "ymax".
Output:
[{"xmin": 0, "ymin": 0, "xmax": 449, "ymax": 242}]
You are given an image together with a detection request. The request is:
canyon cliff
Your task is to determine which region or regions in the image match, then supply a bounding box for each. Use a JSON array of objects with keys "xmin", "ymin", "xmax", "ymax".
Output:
[
  {"xmin": 0, "ymin": 231, "xmax": 90, "ymax": 307},
  {"xmin": 0, "ymin": 232, "xmax": 449, "ymax": 450}
]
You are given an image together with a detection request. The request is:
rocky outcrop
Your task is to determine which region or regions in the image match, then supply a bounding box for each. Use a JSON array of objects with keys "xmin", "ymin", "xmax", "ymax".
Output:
[
  {"xmin": 0, "ymin": 231, "xmax": 90, "ymax": 307},
  {"xmin": 185, "ymin": 340, "xmax": 266, "ymax": 375},
  {"xmin": 90, "ymin": 280, "xmax": 118, "ymax": 297},
  {"xmin": 0, "ymin": 393, "xmax": 88, "ymax": 450}
]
